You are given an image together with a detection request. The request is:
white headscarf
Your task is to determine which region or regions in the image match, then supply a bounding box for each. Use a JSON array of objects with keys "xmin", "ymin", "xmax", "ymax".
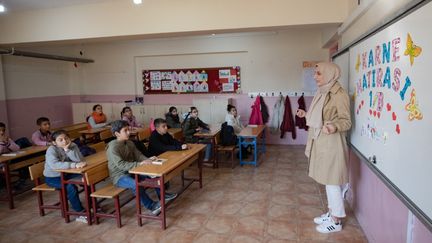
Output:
[{"xmin": 306, "ymin": 62, "xmax": 341, "ymax": 138}]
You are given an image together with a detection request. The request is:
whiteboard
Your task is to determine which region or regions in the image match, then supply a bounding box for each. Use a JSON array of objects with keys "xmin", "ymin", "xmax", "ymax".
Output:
[
  {"xmin": 332, "ymin": 51, "xmax": 350, "ymax": 92},
  {"xmin": 349, "ymin": 2, "xmax": 432, "ymax": 222}
]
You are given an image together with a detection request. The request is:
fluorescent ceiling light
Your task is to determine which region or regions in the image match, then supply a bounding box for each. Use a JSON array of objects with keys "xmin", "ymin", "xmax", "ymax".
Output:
[
  {"xmin": 133, "ymin": 0, "xmax": 143, "ymax": 4},
  {"xmin": 0, "ymin": 4, "xmax": 6, "ymax": 13}
]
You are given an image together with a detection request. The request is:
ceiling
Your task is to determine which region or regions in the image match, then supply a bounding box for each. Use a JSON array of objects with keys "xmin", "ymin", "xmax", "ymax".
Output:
[{"xmin": 1, "ymin": 0, "xmax": 115, "ymax": 12}]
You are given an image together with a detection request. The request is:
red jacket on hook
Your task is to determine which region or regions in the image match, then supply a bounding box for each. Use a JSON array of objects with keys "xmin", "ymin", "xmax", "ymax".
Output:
[
  {"xmin": 280, "ymin": 95, "xmax": 296, "ymax": 139},
  {"xmin": 295, "ymin": 94, "xmax": 308, "ymax": 131},
  {"xmin": 249, "ymin": 96, "xmax": 264, "ymax": 125}
]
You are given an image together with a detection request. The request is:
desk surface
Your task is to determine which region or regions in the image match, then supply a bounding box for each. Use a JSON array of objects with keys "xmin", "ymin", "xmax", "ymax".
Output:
[
  {"xmin": 55, "ymin": 151, "xmax": 107, "ymax": 174},
  {"xmin": 53, "ymin": 122, "xmax": 87, "ymax": 132},
  {"xmin": 129, "ymin": 127, "xmax": 147, "ymax": 135},
  {"xmin": 79, "ymin": 127, "xmax": 110, "ymax": 135},
  {"xmin": 168, "ymin": 128, "xmax": 182, "ymax": 135},
  {"xmin": 194, "ymin": 124, "xmax": 221, "ymax": 138},
  {"xmin": 129, "ymin": 144, "xmax": 205, "ymax": 177},
  {"xmin": 0, "ymin": 146, "xmax": 48, "ymax": 164},
  {"xmin": 238, "ymin": 125, "xmax": 266, "ymax": 137}
]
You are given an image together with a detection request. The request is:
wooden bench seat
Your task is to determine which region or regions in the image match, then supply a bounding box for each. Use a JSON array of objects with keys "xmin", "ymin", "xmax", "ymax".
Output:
[
  {"xmin": 91, "ymin": 184, "xmax": 126, "ymax": 199},
  {"xmin": 32, "ymin": 183, "xmax": 56, "ymax": 192}
]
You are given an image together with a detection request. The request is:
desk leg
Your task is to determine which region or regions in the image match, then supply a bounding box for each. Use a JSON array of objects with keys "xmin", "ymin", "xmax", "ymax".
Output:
[
  {"xmin": 82, "ymin": 177, "xmax": 92, "ymax": 226},
  {"xmin": 238, "ymin": 137, "xmax": 243, "ymax": 166},
  {"xmin": 261, "ymin": 128, "xmax": 266, "ymax": 153},
  {"xmin": 160, "ymin": 176, "xmax": 166, "ymax": 230},
  {"xmin": 212, "ymin": 137, "xmax": 217, "ymax": 168},
  {"xmin": 134, "ymin": 174, "xmax": 142, "ymax": 227},
  {"xmin": 181, "ymin": 171, "xmax": 185, "ymax": 188},
  {"xmin": 60, "ymin": 172, "xmax": 70, "ymax": 223},
  {"xmin": 253, "ymin": 137, "xmax": 258, "ymax": 167},
  {"xmin": 199, "ymin": 149, "xmax": 203, "ymax": 188},
  {"xmin": 3, "ymin": 163, "xmax": 14, "ymax": 209}
]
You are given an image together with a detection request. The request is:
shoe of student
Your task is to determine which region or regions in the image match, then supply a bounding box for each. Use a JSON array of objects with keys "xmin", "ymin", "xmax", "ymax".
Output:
[
  {"xmin": 75, "ymin": 216, "xmax": 88, "ymax": 224},
  {"xmin": 150, "ymin": 201, "xmax": 161, "ymax": 216},
  {"xmin": 316, "ymin": 218, "xmax": 342, "ymax": 233},
  {"xmin": 165, "ymin": 193, "xmax": 178, "ymax": 202},
  {"xmin": 313, "ymin": 211, "xmax": 331, "ymax": 224}
]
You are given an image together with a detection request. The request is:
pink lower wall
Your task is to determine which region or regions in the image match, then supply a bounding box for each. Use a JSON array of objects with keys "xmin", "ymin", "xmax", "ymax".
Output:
[
  {"xmin": 347, "ymin": 150, "xmax": 432, "ymax": 243},
  {"xmin": 84, "ymin": 94, "xmax": 313, "ymax": 145},
  {"xmin": 6, "ymin": 95, "xmax": 75, "ymax": 139},
  {"xmin": 0, "ymin": 100, "xmax": 8, "ymax": 127}
]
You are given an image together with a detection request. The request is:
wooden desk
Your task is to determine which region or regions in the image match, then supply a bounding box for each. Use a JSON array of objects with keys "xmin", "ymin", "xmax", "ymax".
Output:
[
  {"xmin": 129, "ymin": 127, "xmax": 148, "ymax": 141},
  {"xmin": 53, "ymin": 123, "xmax": 87, "ymax": 140},
  {"xmin": 0, "ymin": 146, "xmax": 48, "ymax": 209},
  {"xmin": 168, "ymin": 128, "xmax": 183, "ymax": 141},
  {"xmin": 238, "ymin": 125, "xmax": 266, "ymax": 167},
  {"xmin": 55, "ymin": 151, "xmax": 108, "ymax": 225},
  {"xmin": 129, "ymin": 144, "xmax": 205, "ymax": 229},
  {"xmin": 79, "ymin": 127, "xmax": 110, "ymax": 143},
  {"xmin": 193, "ymin": 124, "xmax": 221, "ymax": 168}
]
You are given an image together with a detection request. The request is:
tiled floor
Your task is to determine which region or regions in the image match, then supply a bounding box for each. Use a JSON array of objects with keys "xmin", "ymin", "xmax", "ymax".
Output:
[{"xmin": 0, "ymin": 145, "xmax": 368, "ymax": 242}]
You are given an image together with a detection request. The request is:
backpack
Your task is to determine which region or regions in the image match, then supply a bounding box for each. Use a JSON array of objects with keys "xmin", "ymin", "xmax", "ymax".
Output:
[
  {"xmin": 15, "ymin": 137, "xmax": 32, "ymax": 149},
  {"xmin": 72, "ymin": 138, "xmax": 96, "ymax": 157},
  {"xmin": 220, "ymin": 122, "xmax": 237, "ymax": 146}
]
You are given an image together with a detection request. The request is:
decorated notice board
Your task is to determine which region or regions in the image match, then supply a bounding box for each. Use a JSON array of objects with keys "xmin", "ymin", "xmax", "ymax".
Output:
[
  {"xmin": 348, "ymin": 2, "xmax": 432, "ymax": 225},
  {"xmin": 143, "ymin": 67, "xmax": 240, "ymax": 94}
]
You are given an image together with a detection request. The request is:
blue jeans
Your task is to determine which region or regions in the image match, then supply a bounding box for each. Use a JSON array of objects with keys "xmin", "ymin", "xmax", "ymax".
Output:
[
  {"xmin": 116, "ymin": 174, "xmax": 160, "ymax": 210},
  {"xmin": 204, "ymin": 144, "xmax": 212, "ymax": 161},
  {"xmin": 45, "ymin": 174, "xmax": 84, "ymax": 212}
]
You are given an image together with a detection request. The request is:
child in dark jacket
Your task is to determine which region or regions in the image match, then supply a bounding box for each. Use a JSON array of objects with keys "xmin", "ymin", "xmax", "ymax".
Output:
[
  {"xmin": 165, "ymin": 106, "xmax": 181, "ymax": 129},
  {"xmin": 182, "ymin": 107, "xmax": 211, "ymax": 161},
  {"xmin": 148, "ymin": 118, "xmax": 187, "ymax": 157}
]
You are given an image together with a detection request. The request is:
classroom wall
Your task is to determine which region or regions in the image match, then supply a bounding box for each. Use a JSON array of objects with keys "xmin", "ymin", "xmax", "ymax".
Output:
[
  {"xmin": 80, "ymin": 28, "xmax": 329, "ymax": 95},
  {"xmin": 1, "ymin": 53, "xmax": 79, "ymax": 138},
  {"xmin": 0, "ymin": 0, "xmax": 349, "ymax": 45},
  {"xmin": 0, "ymin": 57, "xmax": 8, "ymax": 128},
  {"xmin": 342, "ymin": 0, "xmax": 432, "ymax": 241}
]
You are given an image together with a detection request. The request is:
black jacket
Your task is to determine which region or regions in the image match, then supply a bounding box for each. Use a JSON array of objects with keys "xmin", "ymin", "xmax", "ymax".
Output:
[{"xmin": 148, "ymin": 130, "xmax": 183, "ymax": 156}]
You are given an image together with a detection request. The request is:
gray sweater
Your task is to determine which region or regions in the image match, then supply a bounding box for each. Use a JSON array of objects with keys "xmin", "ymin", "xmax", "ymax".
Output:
[
  {"xmin": 106, "ymin": 139, "xmax": 147, "ymax": 185},
  {"xmin": 43, "ymin": 143, "xmax": 84, "ymax": 177}
]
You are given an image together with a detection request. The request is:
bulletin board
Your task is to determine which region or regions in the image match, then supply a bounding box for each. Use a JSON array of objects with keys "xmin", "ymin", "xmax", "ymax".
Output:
[
  {"xmin": 347, "ymin": 1, "xmax": 432, "ymax": 228},
  {"xmin": 142, "ymin": 66, "xmax": 240, "ymax": 94}
]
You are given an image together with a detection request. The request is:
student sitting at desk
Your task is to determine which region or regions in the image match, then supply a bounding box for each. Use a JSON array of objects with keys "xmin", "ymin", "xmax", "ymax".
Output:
[
  {"xmin": 0, "ymin": 122, "xmax": 20, "ymax": 155},
  {"xmin": 148, "ymin": 118, "xmax": 187, "ymax": 157},
  {"xmin": 182, "ymin": 107, "xmax": 211, "ymax": 161},
  {"xmin": 31, "ymin": 117, "xmax": 52, "ymax": 146},
  {"xmin": 121, "ymin": 106, "xmax": 143, "ymax": 128},
  {"xmin": 87, "ymin": 104, "xmax": 108, "ymax": 129},
  {"xmin": 225, "ymin": 104, "xmax": 244, "ymax": 135},
  {"xmin": 106, "ymin": 120, "xmax": 177, "ymax": 216},
  {"xmin": 165, "ymin": 106, "xmax": 181, "ymax": 128},
  {"xmin": 43, "ymin": 130, "xmax": 88, "ymax": 223}
]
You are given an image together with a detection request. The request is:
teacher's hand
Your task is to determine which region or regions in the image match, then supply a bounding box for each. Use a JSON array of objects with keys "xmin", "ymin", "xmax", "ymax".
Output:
[
  {"xmin": 322, "ymin": 123, "xmax": 337, "ymax": 134},
  {"xmin": 296, "ymin": 109, "xmax": 306, "ymax": 118}
]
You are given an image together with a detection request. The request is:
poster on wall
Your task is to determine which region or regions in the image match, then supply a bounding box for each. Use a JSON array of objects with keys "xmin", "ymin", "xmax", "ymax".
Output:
[
  {"xmin": 143, "ymin": 66, "xmax": 240, "ymax": 94},
  {"xmin": 302, "ymin": 61, "xmax": 319, "ymax": 92}
]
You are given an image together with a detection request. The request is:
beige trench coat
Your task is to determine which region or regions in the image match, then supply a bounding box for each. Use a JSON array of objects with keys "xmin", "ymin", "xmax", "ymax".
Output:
[{"xmin": 305, "ymin": 81, "xmax": 351, "ymax": 185}]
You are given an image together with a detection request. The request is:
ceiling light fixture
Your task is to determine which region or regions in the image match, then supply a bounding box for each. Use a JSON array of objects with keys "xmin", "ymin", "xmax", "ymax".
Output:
[
  {"xmin": 133, "ymin": 0, "xmax": 143, "ymax": 4},
  {"xmin": 0, "ymin": 4, "xmax": 6, "ymax": 13}
]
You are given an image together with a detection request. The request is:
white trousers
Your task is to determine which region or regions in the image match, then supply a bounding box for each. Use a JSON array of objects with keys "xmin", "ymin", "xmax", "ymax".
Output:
[{"xmin": 325, "ymin": 185, "xmax": 346, "ymax": 218}]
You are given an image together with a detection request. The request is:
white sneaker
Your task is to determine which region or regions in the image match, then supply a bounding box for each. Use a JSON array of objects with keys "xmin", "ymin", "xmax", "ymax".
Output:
[
  {"xmin": 75, "ymin": 216, "xmax": 88, "ymax": 224},
  {"xmin": 316, "ymin": 218, "xmax": 342, "ymax": 233},
  {"xmin": 313, "ymin": 212, "xmax": 331, "ymax": 224}
]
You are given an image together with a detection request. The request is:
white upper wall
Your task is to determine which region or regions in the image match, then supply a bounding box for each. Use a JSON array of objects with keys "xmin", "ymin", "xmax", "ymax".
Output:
[
  {"xmin": 79, "ymin": 28, "xmax": 329, "ymax": 95},
  {"xmin": 0, "ymin": 0, "xmax": 348, "ymax": 45}
]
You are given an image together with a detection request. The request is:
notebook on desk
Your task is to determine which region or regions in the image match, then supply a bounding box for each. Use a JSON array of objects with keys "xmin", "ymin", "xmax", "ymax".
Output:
[{"xmin": 150, "ymin": 157, "xmax": 168, "ymax": 165}]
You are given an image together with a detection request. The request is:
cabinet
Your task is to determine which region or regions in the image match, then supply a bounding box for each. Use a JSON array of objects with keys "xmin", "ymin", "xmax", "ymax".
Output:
[{"xmin": 192, "ymin": 98, "xmax": 232, "ymax": 124}]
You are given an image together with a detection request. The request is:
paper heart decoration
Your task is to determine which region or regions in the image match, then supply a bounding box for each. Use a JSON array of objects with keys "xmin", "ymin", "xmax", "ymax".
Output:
[
  {"xmin": 369, "ymin": 109, "xmax": 372, "ymax": 115},
  {"xmin": 396, "ymin": 124, "xmax": 400, "ymax": 134},
  {"xmin": 373, "ymin": 111, "xmax": 377, "ymax": 117},
  {"xmin": 377, "ymin": 112, "xmax": 381, "ymax": 118},
  {"xmin": 361, "ymin": 100, "xmax": 364, "ymax": 106},
  {"xmin": 387, "ymin": 103, "xmax": 392, "ymax": 111},
  {"xmin": 392, "ymin": 112, "xmax": 397, "ymax": 121}
]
